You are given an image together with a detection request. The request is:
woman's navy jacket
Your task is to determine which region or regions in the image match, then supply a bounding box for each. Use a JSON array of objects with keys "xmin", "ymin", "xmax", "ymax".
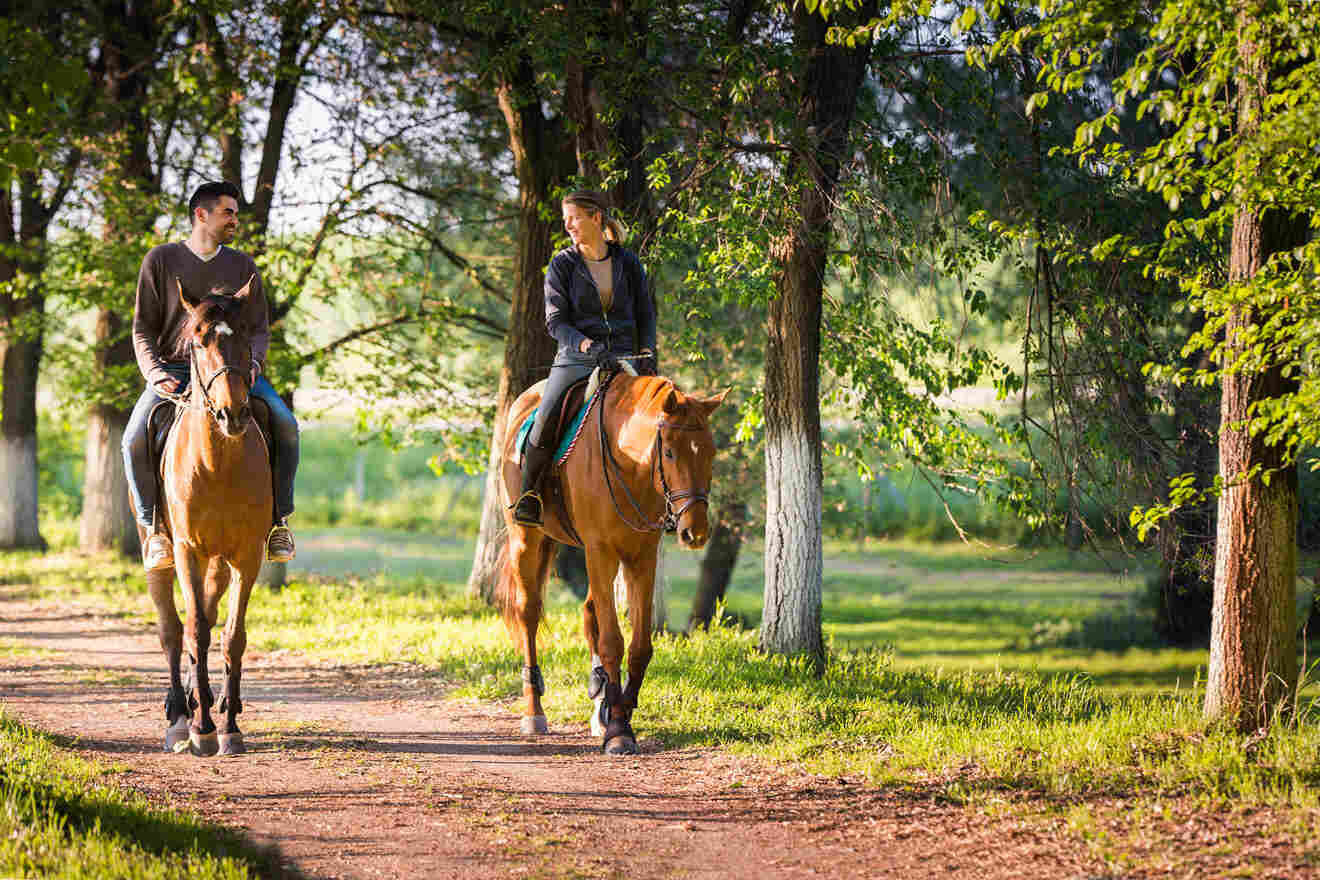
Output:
[{"xmin": 544, "ymin": 243, "xmax": 656, "ymax": 366}]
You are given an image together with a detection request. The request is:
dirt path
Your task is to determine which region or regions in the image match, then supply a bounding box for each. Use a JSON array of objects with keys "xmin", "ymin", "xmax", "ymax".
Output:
[{"xmin": 0, "ymin": 589, "xmax": 1145, "ymax": 879}]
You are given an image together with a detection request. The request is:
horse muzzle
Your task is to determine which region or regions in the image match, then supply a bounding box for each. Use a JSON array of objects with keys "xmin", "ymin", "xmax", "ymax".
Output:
[
  {"xmin": 214, "ymin": 403, "xmax": 251, "ymax": 438},
  {"xmin": 676, "ymin": 515, "xmax": 709, "ymax": 550}
]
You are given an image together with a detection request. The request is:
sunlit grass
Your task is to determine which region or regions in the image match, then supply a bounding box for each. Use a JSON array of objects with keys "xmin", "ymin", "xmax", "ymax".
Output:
[
  {"xmin": 0, "ymin": 709, "xmax": 279, "ymax": 880},
  {"xmin": 5, "ymin": 539, "xmax": 1319, "ymax": 811}
]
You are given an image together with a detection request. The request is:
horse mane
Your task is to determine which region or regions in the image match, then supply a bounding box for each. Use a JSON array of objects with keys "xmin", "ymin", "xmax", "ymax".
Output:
[
  {"xmin": 624, "ymin": 375, "xmax": 704, "ymax": 424},
  {"xmin": 170, "ymin": 296, "xmax": 247, "ymax": 360}
]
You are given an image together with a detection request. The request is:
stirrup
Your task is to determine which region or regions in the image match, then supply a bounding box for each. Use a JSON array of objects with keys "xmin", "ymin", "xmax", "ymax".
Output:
[
  {"xmin": 511, "ymin": 490, "xmax": 543, "ymax": 526},
  {"xmin": 143, "ymin": 533, "xmax": 173, "ymax": 572},
  {"xmin": 265, "ymin": 522, "xmax": 296, "ymax": 563}
]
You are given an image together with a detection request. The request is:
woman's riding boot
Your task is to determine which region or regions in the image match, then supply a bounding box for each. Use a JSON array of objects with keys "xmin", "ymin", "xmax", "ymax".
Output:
[{"xmin": 513, "ymin": 440, "xmax": 553, "ymax": 526}]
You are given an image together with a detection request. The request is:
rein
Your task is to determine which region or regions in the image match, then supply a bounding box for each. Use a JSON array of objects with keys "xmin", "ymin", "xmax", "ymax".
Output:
[
  {"xmin": 598, "ymin": 384, "xmax": 710, "ymax": 534},
  {"xmin": 187, "ymin": 341, "xmax": 251, "ymax": 422}
]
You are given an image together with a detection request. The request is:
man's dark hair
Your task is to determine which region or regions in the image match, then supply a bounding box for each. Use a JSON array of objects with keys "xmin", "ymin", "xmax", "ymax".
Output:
[{"xmin": 188, "ymin": 181, "xmax": 242, "ymax": 223}]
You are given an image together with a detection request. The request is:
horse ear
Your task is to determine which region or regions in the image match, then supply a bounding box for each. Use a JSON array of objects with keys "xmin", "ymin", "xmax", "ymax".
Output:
[
  {"xmin": 661, "ymin": 389, "xmax": 680, "ymax": 415},
  {"xmin": 233, "ymin": 274, "xmax": 255, "ymax": 301},
  {"xmin": 694, "ymin": 387, "xmax": 730, "ymax": 418},
  {"xmin": 177, "ymin": 279, "xmax": 201, "ymax": 313}
]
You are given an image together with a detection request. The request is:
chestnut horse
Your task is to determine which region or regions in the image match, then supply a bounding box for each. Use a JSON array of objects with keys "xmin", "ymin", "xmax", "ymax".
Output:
[
  {"xmin": 142, "ymin": 279, "xmax": 272, "ymax": 757},
  {"xmin": 498, "ymin": 372, "xmax": 726, "ymax": 754}
]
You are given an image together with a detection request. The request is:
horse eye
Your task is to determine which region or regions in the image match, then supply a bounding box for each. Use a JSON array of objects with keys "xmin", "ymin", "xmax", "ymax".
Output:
[{"xmin": 664, "ymin": 449, "xmax": 674, "ymax": 459}]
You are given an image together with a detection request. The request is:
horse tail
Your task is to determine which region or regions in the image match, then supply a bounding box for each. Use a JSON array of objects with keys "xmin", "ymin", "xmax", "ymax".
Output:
[
  {"xmin": 493, "ymin": 535, "xmax": 556, "ymax": 645},
  {"xmin": 493, "ymin": 539, "xmax": 519, "ymax": 639}
]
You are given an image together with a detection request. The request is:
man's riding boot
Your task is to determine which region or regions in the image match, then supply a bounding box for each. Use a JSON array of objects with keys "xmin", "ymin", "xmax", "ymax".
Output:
[
  {"xmin": 512, "ymin": 440, "xmax": 553, "ymax": 527},
  {"xmin": 143, "ymin": 511, "xmax": 173, "ymax": 573},
  {"xmin": 266, "ymin": 518, "xmax": 296, "ymax": 563}
]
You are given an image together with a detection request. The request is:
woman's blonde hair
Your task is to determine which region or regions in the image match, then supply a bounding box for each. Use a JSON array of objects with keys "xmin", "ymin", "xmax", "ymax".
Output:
[{"xmin": 563, "ymin": 190, "xmax": 627, "ymax": 244}]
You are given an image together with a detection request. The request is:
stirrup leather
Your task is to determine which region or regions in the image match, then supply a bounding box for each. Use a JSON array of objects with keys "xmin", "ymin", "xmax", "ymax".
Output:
[{"xmin": 265, "ymin": 522, "xmax": 296, "ymax": 563}]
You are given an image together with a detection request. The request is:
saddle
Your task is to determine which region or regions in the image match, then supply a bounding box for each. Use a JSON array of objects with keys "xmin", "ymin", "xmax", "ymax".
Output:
[
  {"xmin": 514, "ymin": 379, "xmax": 591, "ymax": 467},
  {"xmin": 510, "ymin": 376, "xmax": 608, "ymax": 547},
  {"xmin": 148, "ymin": 397, "xmax": 275, "ymax": 515}
]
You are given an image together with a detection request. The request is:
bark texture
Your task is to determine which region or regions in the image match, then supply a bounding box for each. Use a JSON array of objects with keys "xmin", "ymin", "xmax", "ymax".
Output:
[
  {"xmin": 689, "ymin": 501, "xmax": 747, "ymax": 631},
  {"xmin": 0, "ymin": 179, "xmax": 50, "ymax": 549},
  {"xmin": 760, "ymin": 1, "xmax": 876, "ymax": 671},
  {"xmin": 467, "ymin": 58, "xmax": 571, "ymax": 602},
  {"xmin": 1205, "ymin": 13, "xmax": 1307, "ymax": 727}
]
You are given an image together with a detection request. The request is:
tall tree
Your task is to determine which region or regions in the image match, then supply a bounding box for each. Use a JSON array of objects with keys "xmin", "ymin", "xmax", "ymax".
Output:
[
  {"xmin": 759, "ymin": 0, "xmax": 878, "ymax": 669},
  {"xmin": 1204, "ymin": 8, "xmax": 1308, "ymax": 727},
  {"xmin": 466, "ymin": 50, "xmax": 573, "ymax": 600},
  {"xmin": 0, "ymin": 10, "xmax": 87, "ymax": 549},
  {"xmin": 1003, "ymin": 0, "xmax": 1320, "ymax": 727},
  {"xmin": 461, "ymin": 0, "xmax": 662, "ymax": 601},
  {"xmin": 79, "ymin": 0, "xmax": 170, "ymax": 556}
]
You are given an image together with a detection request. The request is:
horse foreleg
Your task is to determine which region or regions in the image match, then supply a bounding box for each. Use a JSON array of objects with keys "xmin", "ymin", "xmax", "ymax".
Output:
[
  {"xmin": 176, "ymin": 548, "xmax": 218, "ymax": 756},
  {"xmin": 217, "ymin": 562, "xmax": 254, "ymax": 755},
  {"xmin": 584, "ymin": 546, "xmax": 636, "ymax": 754},
  {"xmin": 619, "ymin": 545, "xmax": 659, "ymax": 722},
  {"xmin": 147, "ymin": 567, "xmax": 190, "ymax": 752}
]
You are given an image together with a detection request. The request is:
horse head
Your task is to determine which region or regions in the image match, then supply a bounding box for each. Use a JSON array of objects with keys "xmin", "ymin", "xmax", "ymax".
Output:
[
  {"xmin": 173, "ymin": 276, "xmax": 256, "ymax": 439},
  {"xmin": 656, "ymin": 385, "xmax": 728, "ymax": 549}
]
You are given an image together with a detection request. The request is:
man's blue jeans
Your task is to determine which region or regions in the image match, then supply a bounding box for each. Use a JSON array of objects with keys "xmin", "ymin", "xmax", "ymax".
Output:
[{"xmin": 121, "ymin": 365, "xmax": 299, "ymax": 528}]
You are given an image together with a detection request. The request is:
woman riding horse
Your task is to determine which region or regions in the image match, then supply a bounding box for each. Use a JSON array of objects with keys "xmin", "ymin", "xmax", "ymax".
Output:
[
  {"xmin": 499, "ymin": 191, "xmax": 726, "ymax": 753},
  {"xmin": 511, "ymin": 190, "xmax": 657, "ymax": 527}
]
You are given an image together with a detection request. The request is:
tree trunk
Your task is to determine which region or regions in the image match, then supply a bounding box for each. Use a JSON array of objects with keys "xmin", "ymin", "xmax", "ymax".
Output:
[
  {"xmin": 0, "ymin": 183, "xmax": 47, "ymax": 550},
  {"xmin": 80, "ymin": 0, "xmax": 158, "ymax": 558},
  {"xmin": 1204, "ymin": 14, "xmax": 1307, "ymax": 728},
  {"xmin": 466, "ymin": 59, "xmax": 570, "ymax": 602},
  {"xmin": 1204, "ymin": 213, "xmax": 1305, "ymax": 728},
  {"xmin": 1156, "ymin": 371, "xmax": 1218, "ymax": 644},
  {"xmin": 258, "ymin": 561, "xmax": 288, "ymax": 590},
  {"xmin": 759, "ymin": 0, "xmax": 876, "ymax": 672},
  {"xmin": 689, "ymin": 500, "xmax": 746, "ymax": 630},
  {"xmin": 79, "ymin": 401, "xmax": 138, "ymax": 556}
]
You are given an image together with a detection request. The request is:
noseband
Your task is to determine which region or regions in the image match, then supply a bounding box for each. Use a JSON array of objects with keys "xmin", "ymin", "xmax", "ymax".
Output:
[
  {"xmin": 599, "ymin": 398, "xmax": 710, "ymax": 534},
  {"xmin": 188, "ymin": 340, "xmax": 251, "ymax": 421}
]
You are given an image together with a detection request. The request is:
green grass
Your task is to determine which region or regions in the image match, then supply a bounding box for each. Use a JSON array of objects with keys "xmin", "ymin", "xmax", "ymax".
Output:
[
  {"xmin": 0, "ymin": 709, "xmax": 285, "ymax": 880},
  {"xmin": 6, "ymin": 540, "xmax": 1319, "ymax": 811}
]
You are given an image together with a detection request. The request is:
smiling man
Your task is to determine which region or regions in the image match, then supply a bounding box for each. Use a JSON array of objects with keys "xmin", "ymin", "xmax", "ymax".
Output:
[{"xmin": 122, "ymin": 181, "xmax": 299, "ymax": 571}]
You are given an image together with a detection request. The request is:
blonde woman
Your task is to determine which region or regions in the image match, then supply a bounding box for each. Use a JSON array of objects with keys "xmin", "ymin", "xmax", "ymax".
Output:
[{"xmin": 512, "ymin": 190, "xmax": 657, "ymax": 527}]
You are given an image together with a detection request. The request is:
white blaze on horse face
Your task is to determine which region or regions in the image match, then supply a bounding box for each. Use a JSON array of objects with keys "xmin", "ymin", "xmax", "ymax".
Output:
[{"xmin": 214, "ymin": 322, "xmax": 233, "ymax": 337}]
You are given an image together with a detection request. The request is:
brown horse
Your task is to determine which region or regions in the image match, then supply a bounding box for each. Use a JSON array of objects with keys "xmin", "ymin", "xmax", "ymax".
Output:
[
  {"xmin": 141, "ymin": 279, "xmax": 272, "ymax": 757},
  {"xmin": 498, "ymin": 372, "xmax": 726, "ymax": 754}
]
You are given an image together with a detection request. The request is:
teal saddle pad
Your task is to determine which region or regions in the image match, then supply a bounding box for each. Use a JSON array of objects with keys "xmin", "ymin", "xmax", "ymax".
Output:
[{"xmin": 515, "ymin": 399, "xmax": 590, "ymax": 464}]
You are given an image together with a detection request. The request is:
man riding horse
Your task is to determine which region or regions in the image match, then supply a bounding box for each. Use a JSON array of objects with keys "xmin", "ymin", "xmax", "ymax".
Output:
[{"xmin": 123, "ymin": 180, "xmax": 299, "ymax": 571}]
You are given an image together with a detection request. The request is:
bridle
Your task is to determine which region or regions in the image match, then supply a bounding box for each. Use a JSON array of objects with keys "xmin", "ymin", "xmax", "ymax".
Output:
[
  {"xmin": 188, "ymin": 336, "xmax": 251, "ymax": 421},
  {"xmin": 599, "ymin": 395, "xmax": 710, "ymax": 534}
]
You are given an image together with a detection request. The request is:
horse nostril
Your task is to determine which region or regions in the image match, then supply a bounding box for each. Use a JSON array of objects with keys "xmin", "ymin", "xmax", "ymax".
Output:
[
  {"xmin": 681, "ymin": 528, "xmax": 694, "ymax": 544},
  {"xmin": 238, "ymin": 403, "xmax": 251, "ymax": 421}
]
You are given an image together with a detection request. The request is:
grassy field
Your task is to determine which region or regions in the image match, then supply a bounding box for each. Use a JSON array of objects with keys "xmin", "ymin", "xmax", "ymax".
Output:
[
  {"xmin": 293, "ymin": 527, "xmax": 1300, "ymax": 697},
  {"xmin": 0, "ymin": 709, "xmax": 284, "ymax": 880},
  {"xmin": 6, "ymin": 530, "xmax": 1319, "ymax": 815}
]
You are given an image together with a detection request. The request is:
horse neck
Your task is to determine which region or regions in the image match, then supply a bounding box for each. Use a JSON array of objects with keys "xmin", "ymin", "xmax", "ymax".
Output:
[{"xmin": 602, "ymin": 380, "xmax": 660, "ymax": 496}]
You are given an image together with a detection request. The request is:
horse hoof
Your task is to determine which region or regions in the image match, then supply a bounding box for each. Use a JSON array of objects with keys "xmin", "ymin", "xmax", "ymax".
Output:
[
  {"xmin": 589, "ymin": 698, "xmax": 608, "ymax": 738},
  {"xmin": 190, "ymin": 730, "xmax": 219, "ymax": 757},
  {"xmin": 604, "ymin": 735, "xmax": 639, "ymax": 756},
  {"xmin": 520, "ymin": 715, "xmax": 549, "ymax": 735},
  {"xmin": 164, "ymin": 717, "xmax": 191, "ymax": 753},
  {"xmin": 218, "ymin": 731, "xmax": 245, "ymax": 755}
]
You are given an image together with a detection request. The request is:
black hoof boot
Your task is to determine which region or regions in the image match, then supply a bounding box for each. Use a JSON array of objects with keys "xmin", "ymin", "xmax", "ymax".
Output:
[{"xmin": 602, "ymin": 717, "xmax": 638, "ymax": 755}]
